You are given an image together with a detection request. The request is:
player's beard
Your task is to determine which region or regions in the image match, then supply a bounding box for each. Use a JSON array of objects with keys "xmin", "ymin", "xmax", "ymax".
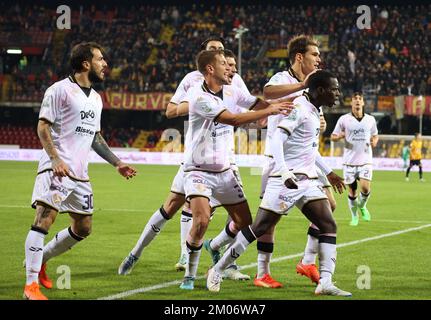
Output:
[{"xmin": 88, "ymin": 66, "xmax": 104, "ymax": 83}]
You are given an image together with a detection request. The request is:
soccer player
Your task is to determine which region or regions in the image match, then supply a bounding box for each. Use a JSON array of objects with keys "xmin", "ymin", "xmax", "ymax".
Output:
[
  {"xmin": 117, "ymin": 38, "xmax": 250, "ymax": 281},
  {"xmin": 252, "ymin": 35, "xmax": 332, "ymax": 288},
  {"xmin": 331, "ymin": 92, "xmax": 379, "ymax": 226},
  {"xmin": 207, "ymin": 70, "xmax": 352, "ymax": 297},
  {"xmin": 181, "ymin": 50, "xmax": 292, "ymax": 290},
  {"xmin": 401, "ymin": 143, "xmax": 410, "ymax": 170},
  {"xmin": 405, "ymin": 133, "xmax": 425, "ymax": 182},
  {"xmin": 23, "ymin": 42, "xmax": 137, "ymax": 300}
]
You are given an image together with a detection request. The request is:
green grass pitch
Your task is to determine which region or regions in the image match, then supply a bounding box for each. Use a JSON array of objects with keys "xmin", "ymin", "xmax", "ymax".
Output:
[{"xmin": 0, "ymin": 161, "xmax": 429, "ymax": 300}]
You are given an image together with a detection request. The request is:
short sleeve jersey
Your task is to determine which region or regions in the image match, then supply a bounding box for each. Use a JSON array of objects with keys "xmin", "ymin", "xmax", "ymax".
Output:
[
  {"xmin": 410, "ymin": 139, "xmax": 422, "ymax": 160},
  {"xmin": 183, "ymin": 82, "xmax": 256, "ymax": 172},
  {"xmin": 275, "ymin": 94, "xmax": 321, "ymax": 178},
  {"xmin": 37, "ymin": 76, "xmax": 103, "ymax": 180},
  {"xmin": 263, "ymin": 68, "xmax": 305, "ymax": 156},
  {"xmin": 332, "ymin": 113, "xmax": 378, "ymax": 165}
]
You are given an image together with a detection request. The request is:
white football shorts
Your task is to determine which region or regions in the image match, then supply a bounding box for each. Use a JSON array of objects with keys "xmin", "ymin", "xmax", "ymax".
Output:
[
  {"xmin": 259, "ymin": 176, "xmax": 327, "ymax": 215},
  {"xmin": 343, "ymin": 164, "xmax": 373, "ymax": 185},
  {"xmin": 184, "ymin": 169, "xmax": 247, "ymax": 208},
  {"xmin": 31, "ymin": 170, "xmax": 94, "ymax": 215}
]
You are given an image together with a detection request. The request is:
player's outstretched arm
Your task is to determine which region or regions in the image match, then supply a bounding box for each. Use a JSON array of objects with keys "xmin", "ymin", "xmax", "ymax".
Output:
[
  {"xmin": 330, "ymin": 132, "xmax": 345, "ymax": 141},
  {"xmin": 263, "ymin": 83, "xmax": 306, "ymax": 100},
  {"xmin": 37, "ymin": 119, "xmax": 69, "ymax": 177},
  {"xmin": 216, "ymin": 102, "xmax": 293, "ymax": 127},
  {"xmin": 91, "ymin": 133, "xmax": 137, "ymax": 179}
]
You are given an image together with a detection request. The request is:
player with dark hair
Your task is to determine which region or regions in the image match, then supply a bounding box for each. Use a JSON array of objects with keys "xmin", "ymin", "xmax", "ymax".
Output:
[
  {"xmin": 207, "ymin": 70, "xmax": 352, "ymax": 297},
  {"xmin": 23, "ymin": 42, "xmax": 136, "ymax": 300},
  {"xmin": 118, "ymin": 38, "xmax": 250, "ymax": 281},
  {"xmin": 331, "ymin": 92, "xmax": 378, "ymax": 226},
  {"xmin": 181, "ymin": 50, "xmax": 292, "ymax": 290},
  {"xmin": 251, "ymin": 34, "xmax": 333, "ymax": 288}
]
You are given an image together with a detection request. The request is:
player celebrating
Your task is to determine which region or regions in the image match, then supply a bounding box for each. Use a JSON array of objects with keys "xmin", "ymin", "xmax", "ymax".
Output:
[
  {"xmin": 181, "ymin": 50, "xmax": 292, "ymax": 290},
  {"xmin": 24, "ymin": 42, "xmax": 137, "ymax": 300},
  {"xmin": 252, "ymin": 35, "xmax": 331, "ymax": 287},
  {"xmin": 331, "ymin": 92, "xmax": 378, "ymax": 226},
  {"xmin": 207, "ymin": 70, "xmax": 352, "ymax": 297},
  {"xmin": 117, "ymin": 38, "xmax": 250, "ymax": 281},
  {"xmin": 405, "ymin": 133, "xmax": 425, "ymax": 182}
]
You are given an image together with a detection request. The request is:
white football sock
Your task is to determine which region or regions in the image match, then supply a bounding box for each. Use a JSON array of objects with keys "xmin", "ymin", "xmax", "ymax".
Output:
[
  {"xmin": 302, "ymin": 226, "xmax": 320, "ymax": 265},
  {"xmin": 214, "ymin": 227, "xmax": 256, "ymax": 274},
  {"xmin": 256, "ymin": 240, "xmax": 273, "ymax": 277},
  {"xmin": 25, "ymin": 227, "xmax": 46, "ymax": 285},
  {"xmin": 185, "ymin": 242, "xmax": 202, "ymax": 279},
  {"xmin": 180, "ymin": 210, "xmax": 193, "ymax": 257},
  {"xmin": 358, "ymin": 192, "xmax": 370, "ymax": 209},
  {"xmin": 210, "ymin": 222, "xmax": 237, "ymax": 251},
  {"xmin": 318, "ymin": 235, "xmax": 337, "ymax": 282},
  {"xmin": 348, "ymin": 196, "xmax": 358, "ymax": 218},
  {"xmin": 42, "ymin": 227, "xmax": 83, "ymax": 264},
  {"xmin": 131, "ymin": 207, "xmax": 170, "ymax": 258}
]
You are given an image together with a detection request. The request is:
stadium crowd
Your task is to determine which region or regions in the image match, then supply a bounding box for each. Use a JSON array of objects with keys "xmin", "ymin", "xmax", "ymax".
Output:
[{"xmin": 1, "ymin": 3, "xmax": 431, "ymax": 100}]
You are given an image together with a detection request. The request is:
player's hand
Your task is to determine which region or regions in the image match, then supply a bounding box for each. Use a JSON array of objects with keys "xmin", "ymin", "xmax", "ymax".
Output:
[
  {"xmin": 326, "ymin": 172, "xmax": 345, "ymax": 194},
  {"xmin": 282, "ymin": 169, "xmax": 298, "ymax": 189},
  {"xmin": 303, "ymin": 68, "xmax": 321, "ymax": 88},
  {"xmin": 267, "ymin": 101, "xmax": 294, "ymax": 116},
  {"xmin": 52, "ymin": 157, "xmax": 70, "ymax": 178},
  {"xmin": 116, "ymin": 162, "xmax": 137, "ymax": 180}
]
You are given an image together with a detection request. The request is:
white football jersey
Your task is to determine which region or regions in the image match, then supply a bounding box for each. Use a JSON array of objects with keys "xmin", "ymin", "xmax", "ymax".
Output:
[
  {"xmin": 37, "ymin": 76, "xmax": 102, "ymax": 181},
  {"xmin": 183, "ymin": 82, "xmax": 256, "ymax": 172},
  {"xmin": 170, "ymin": 70, "xmax": 250, "ymax": 105},
  {"xmin": 263, "ymin": 68, "xmax": 305, "ymax": 156},
  {"xmin": 273, "ymin": 94, "xmax": 321, "ymax": 178},
  {"xmin": 332, "ymin": 113, "xmax": 378, "ymax": 166}
]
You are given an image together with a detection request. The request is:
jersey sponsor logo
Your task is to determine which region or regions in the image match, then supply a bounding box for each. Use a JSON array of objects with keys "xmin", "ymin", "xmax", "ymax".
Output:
[
  {"xmin": 279, "ymin": 194, "xmax": 294, "ymax": 203},
  {"xmin": 50, "ymin": 185, "xmax": 68, "ymax": 196},
  {"xmin": 75, "ymin": 126, "xmax": 95, "ymax": 136},
  {"xmin": 80, "ymin": 110, "xmax": 95, "ymax": 121},
  {"xmin": 353, "ymin": 128, "xmax": 365, "ymax": 135},
  {"xmin": 192, "ymin": 178, "xmax": 209, "ymax": 185}
]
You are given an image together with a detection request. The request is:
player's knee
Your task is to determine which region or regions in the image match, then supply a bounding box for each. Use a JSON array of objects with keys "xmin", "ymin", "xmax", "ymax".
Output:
[
  {"xmin": 361, "ymin": 187, "xmax": 370, "ymax": 195},
  {"xmin": 320, "ymin": 219, "xmax": 337, "ymax": 234}
]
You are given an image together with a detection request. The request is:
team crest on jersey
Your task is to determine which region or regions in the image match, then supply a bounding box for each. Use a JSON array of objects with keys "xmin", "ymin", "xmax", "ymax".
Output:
[
  {"xmin": 287, "ymin": 107, "xmax": 299, "ymax": 121},
  {"xmin": 52, "ymin": 193, "xmax": 63, "ymax": 205}
]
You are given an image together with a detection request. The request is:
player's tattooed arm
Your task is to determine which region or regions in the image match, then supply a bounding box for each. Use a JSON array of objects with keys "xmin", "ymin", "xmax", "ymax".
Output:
[
  {"xmin": 92, "ymin": 133, "xmax": 137, "ymax": 179},
  {"xmin": 37, "ymin": 119, "xmax": 69, "ymax": 177},
  {"xmin": 91, "ymin": 132, "xmax": 121, "ymax": 166}
]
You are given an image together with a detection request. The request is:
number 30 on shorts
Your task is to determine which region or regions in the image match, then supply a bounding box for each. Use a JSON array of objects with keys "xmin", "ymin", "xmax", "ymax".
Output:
[{"xmin": 82, "ymin": 194, "xmax": 94, "ymax": 210}]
